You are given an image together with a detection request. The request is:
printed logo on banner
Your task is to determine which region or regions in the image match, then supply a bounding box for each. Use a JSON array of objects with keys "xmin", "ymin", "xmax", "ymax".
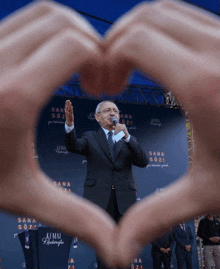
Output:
[
  {"xmin": 150, "ymin": 118, "xmax": 162, "ymax": 127},
  {"xmin": 42, "ymin": 232, "xmax": 64, "ymax": 247},
  {"xmin": 48, "ymin": 107, "xmax": 65, "ymax": 125},
  {"xmin": 68, "ymin": 258, "xmax": 75, "ymax": 269},
  {"xmin": 88, "ymin": 112, "xmax": 136, "ymax": 129},
  {"xmin": 131, "ymin": 257, "xmax": 143, "ymax": 269},
  {"xmin": 120, "ymin": 113, "xmax": 135, "ymax": 129},
  {"xmin": 147, "ymin": 151, "xmax": 169, "ymax": 168},
  {"xmin": 73, "ymin": 237, "xmax": 78, "ymax": 248},
  {"xmin": 54, "ymin": 181, "xmax": 72, "ymax": 193},
  {"xmin": 55, "ymin": 145, "xmax": 69, "ymax": 155},
  {"xmin": 17, "ymin": 217, "xmax": 37, "ymax": 230}
]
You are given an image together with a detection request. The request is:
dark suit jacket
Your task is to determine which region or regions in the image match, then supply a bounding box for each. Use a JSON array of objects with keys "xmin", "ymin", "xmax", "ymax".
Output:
[
  {"xmin": 151, "ymin": 230, "xmax": 174, "ymax": 256},
  {"xmin": 173, "ymin": 224, "xmax": 194, "ymax": 254},
  {"xmin": 65, "ymin": 128, "xmax": 148, "ymax": 214}
]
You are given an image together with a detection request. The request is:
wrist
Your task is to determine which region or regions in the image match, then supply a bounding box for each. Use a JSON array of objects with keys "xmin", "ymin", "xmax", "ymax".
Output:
[{"xmin": 66, "ymin": 121, "xmax": 74, "ymax": 127}]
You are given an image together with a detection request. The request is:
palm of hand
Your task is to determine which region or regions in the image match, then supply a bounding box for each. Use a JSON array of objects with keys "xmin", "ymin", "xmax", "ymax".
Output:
[{"xmin": 0, "ymin": 1, "xmax": 219, "ymax": 267}]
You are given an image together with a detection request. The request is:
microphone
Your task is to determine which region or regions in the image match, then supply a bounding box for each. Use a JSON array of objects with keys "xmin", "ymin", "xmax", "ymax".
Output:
[
  {"xmin": 111, "ymin": 116, "xmax": 118, "ymax": 125},
  {"xmin": 111, "ymin": 116, "xmax": 125, "ymax": 141}
]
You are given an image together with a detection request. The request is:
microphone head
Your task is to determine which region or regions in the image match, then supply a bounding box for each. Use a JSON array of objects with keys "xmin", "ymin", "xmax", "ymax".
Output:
[{"xmin": 111, "ymin": 116, "xmax": 118, "ymax": 125}]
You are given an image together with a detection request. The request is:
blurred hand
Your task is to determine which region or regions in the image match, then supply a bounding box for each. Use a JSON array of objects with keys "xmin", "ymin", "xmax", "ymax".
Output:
[
  {"xmin": 160, "ymin": 247, "xmax": 167, "ymax": 253},
  {"xmin": 0, "ymin": 0, "xmax": 220, "ymax": 268},
  {"xmin": 106, "ymin": 0, "xmax": 220, "ymax": 267},
  {"xmin": 0, "ymin": 1, "xmax": 115, "ymax": 267},
  {"xmin": 185, "ymin": 245, "xmax": 191, "ymax": 252}
]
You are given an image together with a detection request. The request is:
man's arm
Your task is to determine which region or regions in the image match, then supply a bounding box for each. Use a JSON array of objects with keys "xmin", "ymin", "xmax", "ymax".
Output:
[
  {"xmin": 65, "ymin": 129, "xmax": 89, "ymax": 156},
  {"xmin": 197, "ymin": 219, "xmax": 208, "ymax": 240},
  {"xmin": 126, "ymin": 136, "xmax": 149, "ymax": 167},
  {"xmin": 173, "ymin": 229, "xmax": 186, "ymax": 249},
  {"xmin": 169, "ymin": 232, "xmax": 174, "ymax": 251},
  {"xmin": 113, "ymin": 122, "xmax": 148, "ymax": 167},
  {"xmin": 151, "ymin": 238, "xmax": 163, "ymax": 251},
  {"xmin": 64, "ymin": 99, "xmax": 89, "ymax": 155},
  {"xmin": 188, "ymin": 226, "xmax": 194, "ymax": 248}
]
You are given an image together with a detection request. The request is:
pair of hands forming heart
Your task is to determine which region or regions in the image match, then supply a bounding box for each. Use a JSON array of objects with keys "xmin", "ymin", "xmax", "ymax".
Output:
[{"xmin": 0, "ymin": 0, "xmax": 219, "ymax": 267}]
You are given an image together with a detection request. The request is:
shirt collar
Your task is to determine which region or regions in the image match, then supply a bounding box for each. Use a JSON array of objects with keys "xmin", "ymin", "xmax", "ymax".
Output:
[
  {"xmin": 101, "ymin": 127, "xmax": 110, "ymax": 136},
  {"xmin": 101, "ymin": 127, "xmax": 116, "ymax": 142}
]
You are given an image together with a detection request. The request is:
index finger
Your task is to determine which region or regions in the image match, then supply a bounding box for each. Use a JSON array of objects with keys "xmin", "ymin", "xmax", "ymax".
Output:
[
  {"xmin": 105, "ymin": 0, "xmax": 220, "ymax": 46},
  {"xmin": 0, "ymin": 1, "xmax": 102, "ymax": 43}
]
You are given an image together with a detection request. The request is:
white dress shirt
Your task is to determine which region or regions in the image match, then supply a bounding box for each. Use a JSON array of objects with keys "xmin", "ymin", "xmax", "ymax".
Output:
[{"xmin": 65, "ymin": 122, "xmax": 130, "ymax": 143}]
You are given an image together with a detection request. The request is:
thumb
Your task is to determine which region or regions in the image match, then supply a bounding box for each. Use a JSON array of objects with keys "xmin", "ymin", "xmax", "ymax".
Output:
[{"xmin": 113, "ymin": 176, "xmax": 202, "ymax": 268}]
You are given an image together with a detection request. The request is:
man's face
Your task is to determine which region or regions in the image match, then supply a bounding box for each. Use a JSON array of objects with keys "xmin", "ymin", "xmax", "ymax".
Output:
[{"xmin": 95, "ymin": 102, "xmax": 120, "ymax": 130}]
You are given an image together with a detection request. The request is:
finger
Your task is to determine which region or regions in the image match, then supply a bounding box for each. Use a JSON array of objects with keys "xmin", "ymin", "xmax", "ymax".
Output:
[
  {"xmin": 32, "ymin": 176, "xmax": 116, "ymax": 267},
  {"xmin": 3, "ymin": 29, "xmax": 103, "ymax": 113},
  {"xmin": 162, "ymin": 0, "xmax": 220, "ymax": 28},
  {"xmin": 0, "ymin": 165, "xmax": 115, "ymax": 267},
  {"xmin": 0, "ymin": 2, "xmax": 102, "ymax": 71},
  {"xmin": 0, "ymin": 129, "xmax": 115, "ymax": 267},
  {"xmin": 65, "ymin": 100, "xmax": 72, "ymax": 112},
  {"xmin": 113, "ymin": 176, "xmax": 204, "ymax": 267},
  {"xmin": 0, "ymin": 1, "xmax": 101, "ymax": 42},
  {"xmin": 107, "ymin": 24, "xmax": 195, "ymax": 101},
  {"xmin": 0, "ymin": 1, "xmax": 51, "ymax": 40},
  {"xmin": 106, "ymin": 0, "xmax": 220, "ymax": 49}
]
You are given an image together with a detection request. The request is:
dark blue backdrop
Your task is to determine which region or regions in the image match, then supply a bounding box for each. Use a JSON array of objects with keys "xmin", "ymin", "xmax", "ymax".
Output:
[{"xmin": 0, "ymin": 96, "xmax": 198, "ymax": 269}]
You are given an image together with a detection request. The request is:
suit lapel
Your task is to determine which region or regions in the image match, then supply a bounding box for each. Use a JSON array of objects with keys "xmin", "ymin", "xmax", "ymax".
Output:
[
  {"xmin": 96, "ymin": 129, "xmax": 124, "ymax": 162},
  {"xmin": 114, "ymin": 139, "xmax": 123, "ymax": 159},
  {"xmin": 96, "ymin": 128, "xmax": 113, "ymax": 162}
]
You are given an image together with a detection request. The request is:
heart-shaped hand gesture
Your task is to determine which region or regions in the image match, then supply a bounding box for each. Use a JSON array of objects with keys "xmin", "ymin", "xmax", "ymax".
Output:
[{"xmin": 0, "ymin": 0, "xmax": 219, "ymax": 268}]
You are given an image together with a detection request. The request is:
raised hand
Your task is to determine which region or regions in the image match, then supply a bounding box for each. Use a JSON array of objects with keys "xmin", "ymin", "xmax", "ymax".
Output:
[
  {"xmin": 65, "ymin": 100, "xmax": 74, "ymax": 126},
  {"xmin": 105, "ymin": 0, "xmax": 220, "ymax": 267},
  {"xmin": 0, "ymin": 1, "xmax": 115, "ymax": 266}
]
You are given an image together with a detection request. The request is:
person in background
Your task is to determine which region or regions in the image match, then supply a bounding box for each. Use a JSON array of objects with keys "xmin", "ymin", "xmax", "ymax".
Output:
[
  {"xmin": 197, "ymin": 215, "xmax": 220, "ymax": 269},
  {"xmin": 173, "ymin": 223, "xmax": 194, "ymax": 269},
  {"xmin": 0, "ymin": 0, "xmax": 219, "ymax": 268},
  {"xmin": 151, "ymin": 229, "xmax": 174, "ymax": 269}
]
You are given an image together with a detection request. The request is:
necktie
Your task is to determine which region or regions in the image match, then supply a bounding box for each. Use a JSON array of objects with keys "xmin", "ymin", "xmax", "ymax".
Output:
[{"xmin": 107, "ymin": 131, "xmax": 115, "ymax": 160}]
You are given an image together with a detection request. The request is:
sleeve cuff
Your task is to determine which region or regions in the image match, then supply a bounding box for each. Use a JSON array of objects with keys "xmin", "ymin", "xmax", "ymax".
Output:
[
  {"xmin": 65, "ymin": 122, "xmax": 74, "ymax": 133},
  {"xmin": 124, "ymin": 134, "xmax": 130, "ymax": 143}
]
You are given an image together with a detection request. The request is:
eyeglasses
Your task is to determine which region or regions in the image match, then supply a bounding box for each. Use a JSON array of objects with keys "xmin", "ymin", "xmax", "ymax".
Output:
[{"xmin": 97, "ymin": 108, "xmax": 120, "ymax": 115}]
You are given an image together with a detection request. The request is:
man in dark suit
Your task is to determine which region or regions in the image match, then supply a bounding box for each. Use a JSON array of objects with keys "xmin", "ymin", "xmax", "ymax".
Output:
[
  {"xmin": 173, "ymin": 223, "xmax": 194, "ymax": 269},
  {"xmin": 151, "ymin": 230, "xmax": 174, "ymax": 269},
  {"xmin": 64, "ymin": 99, "xmax": 148, "ymax": 268}
]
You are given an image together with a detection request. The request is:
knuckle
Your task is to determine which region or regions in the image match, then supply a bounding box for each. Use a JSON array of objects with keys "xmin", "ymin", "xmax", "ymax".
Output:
[
  {"xmin": 157, "ymin": 0, "xmax": 178, "ymax": 10},
  {"xmin": 49, "ymin": 12, "xmax": 72, "ymax": 28},
  {"xmin": 134, "ymin": 2, "xmax": 156, "ymax": 19},
  {"xmin": 33, "ymin": 1, "xmax": 59, "ymax": 14}
]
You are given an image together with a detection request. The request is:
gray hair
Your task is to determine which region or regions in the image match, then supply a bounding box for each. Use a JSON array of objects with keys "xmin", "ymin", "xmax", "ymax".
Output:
[{"xmin": 95, "ymin": 100, "xmax": 116, "ymax": 114}]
